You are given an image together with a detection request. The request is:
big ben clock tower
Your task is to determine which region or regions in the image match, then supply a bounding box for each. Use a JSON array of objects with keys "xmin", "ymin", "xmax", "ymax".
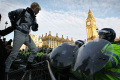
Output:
[{"xmin": 86, "ymin": 8, "xmax": 97, "ymax": 41}]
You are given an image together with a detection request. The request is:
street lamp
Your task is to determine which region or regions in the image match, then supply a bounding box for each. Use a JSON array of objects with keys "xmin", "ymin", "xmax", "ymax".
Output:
[
  {"xmin": 5, "ymin": 21, "xmax": 8, "ymax": 29},
  {"xmin": 3, "ymin": 21, "xmax": 8, "ymax": 38}
]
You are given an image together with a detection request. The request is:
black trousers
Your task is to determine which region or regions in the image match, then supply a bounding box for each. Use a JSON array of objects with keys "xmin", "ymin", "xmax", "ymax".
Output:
[
  {"xmin": 0, "ymin": 64, "xmax": 5, "ymax": 80},
  {"xmin": 0, "ymin": 41, "xmax": 8, "ymax": 80}
]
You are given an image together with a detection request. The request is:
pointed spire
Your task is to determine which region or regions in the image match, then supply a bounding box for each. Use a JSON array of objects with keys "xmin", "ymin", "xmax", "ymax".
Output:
[
  {"xmin": 67, "ymin": 36, "xmax": 68, "ymax": 39},
  {"xmin": 62, "ymin": 35, "xmax": 63, "ymax": 38},
  {"xmin": 88, "ymin": 8, "xmax": 93, "ymax": 18},
  {"xmin": 56, "ymin": 33, "xmax": 58, "ymax": 37},
  {"xmin": 88, "ymin": 8, "xmax": 92, "ymax": 13},
  {"xmin": 49, "ymin": 31, "xmax": 51, "ymax": 35},
  {"xmin": 45, "ymin": 33, "xmax": 47, "ymax": 36},
  {"xmin": 48, "ymin": 31, "xmax": 51, "ymax": 36}
]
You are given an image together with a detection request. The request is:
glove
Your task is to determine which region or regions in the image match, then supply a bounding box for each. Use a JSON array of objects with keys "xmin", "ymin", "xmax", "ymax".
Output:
[
  {"xmin": 11, "ymin": 21, "xmax": 16, "ymax": 29},
  {"xmin": 32, "ymin": 23, "xmax": 38, "ymax": 31},
  {"xmin": 35, "ymin": 23, "xmax": 38, "ymax": 29}
]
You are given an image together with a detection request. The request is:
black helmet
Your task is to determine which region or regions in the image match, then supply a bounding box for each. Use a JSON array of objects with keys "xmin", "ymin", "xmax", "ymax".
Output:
[
  {"xmin": 98, "ymin": 28, "xmax": 116, "ymax": 42},
  {"xmin": 43, "ymin": 48, "xmax": 47, "ymax": 53},
  {"xmin": 75, "ymin": 40, "xmax": 85, "ymax": 48},
  {"xmin": 50, "ymin": 42, "xmax": 78, "ymax": 69},
  {"xmin": 47, "ymin": 48, "xmax": 52, "ymax": 53},
  {"xmin": 39, "ymin": 48, "xmax": 43, "ymax": 52}
]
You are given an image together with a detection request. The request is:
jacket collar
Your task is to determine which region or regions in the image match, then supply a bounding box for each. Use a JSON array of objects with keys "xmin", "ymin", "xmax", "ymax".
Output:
[{"xmin": 26, "ymin": 7, "xmax": 36, "ymax": 18}]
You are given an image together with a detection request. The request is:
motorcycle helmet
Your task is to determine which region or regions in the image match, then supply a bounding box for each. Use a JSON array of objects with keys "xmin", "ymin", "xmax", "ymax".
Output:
[
  {"xmin": 98, "ymin": 28, "xmax": 116, "ymax": 43},
  {"xmin": 75, "ymin": 40, "xmax": 85, "ymax": 48}
]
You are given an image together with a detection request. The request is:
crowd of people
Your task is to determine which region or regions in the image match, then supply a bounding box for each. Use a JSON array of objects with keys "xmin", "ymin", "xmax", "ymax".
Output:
[
  {"xmin": 0, "ymin": 1, "xmax": 120, "ymax": 80},
  {"xmin": 0, "ymin": 37, "xmax": 13, "ymax": 80}
]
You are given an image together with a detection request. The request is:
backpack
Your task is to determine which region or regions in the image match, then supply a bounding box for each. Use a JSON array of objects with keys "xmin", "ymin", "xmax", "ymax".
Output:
[{"xmin": 15, "ymin": 9, "xmax": 26, "ymax": 22}]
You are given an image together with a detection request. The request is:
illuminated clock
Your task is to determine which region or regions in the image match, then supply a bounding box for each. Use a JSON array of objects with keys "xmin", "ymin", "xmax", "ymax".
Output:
[{"xmin": 87, "ymin": 21, "xmax": 91, "ymax": 25}]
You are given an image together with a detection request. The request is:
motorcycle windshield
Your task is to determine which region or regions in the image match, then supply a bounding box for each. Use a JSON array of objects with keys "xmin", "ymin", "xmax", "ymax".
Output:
[{"xmin": 74, "ymin": 39, "xmax": 113, "ymax": 75}]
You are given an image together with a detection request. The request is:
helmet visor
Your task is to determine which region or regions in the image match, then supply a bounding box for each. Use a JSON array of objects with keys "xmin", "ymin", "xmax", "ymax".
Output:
[
  {"xmin": 74, "ymin": 39, "xmax": 113, "ymax": 75},
  {"xmin": 50, "ymin": 42, "xmax": 78, "ymax": 68},
  {"xmin": 98, "ymin": 30, "xmax": 110, "ymax": 35}
]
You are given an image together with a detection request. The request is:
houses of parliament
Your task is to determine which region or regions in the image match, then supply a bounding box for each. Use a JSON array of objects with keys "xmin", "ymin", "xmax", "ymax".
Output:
[
  {"xmin": 20, "ymin": 32, "xmax": 74, "ymax": 50},
  {"xmin": 20, "ymin": 8, "xmax": 120, "ymax": 51}
]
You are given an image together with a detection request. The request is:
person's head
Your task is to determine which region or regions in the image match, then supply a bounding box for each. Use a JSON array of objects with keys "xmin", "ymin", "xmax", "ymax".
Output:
[
  {"xmin": 6, "ymin": 39, "xmax": 12, "ymax": 45},
  {"xmin": 43, "ymin": 48, "xmax": 47, "ymax": 53},
  {"xmin": 30, "ymin": 2, "xmax": 41, "ymax": 15},
  {"xmin": 75, "ymin": 40, "xmax": 85, "ymax": 48},
  {"xmin": 39, "ymin": 48, "xmax": 43, "ymax": 52},
  {"xmin": 3, "ymin": 38, "xmax": 6, "ymax": 41},
  {"xmin": 47, "ymin": 48, "xmax": 52, "ymax": 53},
  {"xmin": 98, "ymin": 28, "xmax": 116, "ymax": 43}
]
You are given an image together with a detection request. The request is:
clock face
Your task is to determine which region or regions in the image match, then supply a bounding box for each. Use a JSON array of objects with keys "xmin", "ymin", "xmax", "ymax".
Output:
[{"xmin": 87, "ymin": 21, "xmax": 91, "ymax": 25}]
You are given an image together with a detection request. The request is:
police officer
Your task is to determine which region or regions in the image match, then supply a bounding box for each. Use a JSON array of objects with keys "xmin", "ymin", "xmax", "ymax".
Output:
[
  {"xmin": 50, "ymin": 41, "xmax": 85, "ymax": 80},
  {"xmin": 94, "ymin": 28, "xmax": 120, "ymax": 80},
  {"xmin": 74, "ymin": 28, "xmax": 120, "ymax": 80}
]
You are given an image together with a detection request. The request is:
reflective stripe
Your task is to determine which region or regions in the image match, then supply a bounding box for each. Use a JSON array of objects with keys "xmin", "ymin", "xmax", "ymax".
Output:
[
  {"xmin": 110, "ymin": 57, "xmax": 116, "ymax": 67},
  {"xmin": 112, "ymin": 54, "xmax": 120, "ymax": 63},
  {"xmin": 104, "ymin": 71, "xmax": 120, "ymax": 77},
  {"xmin": 106, "ymin": 52, "xmax": 120, "ymax": 67}
]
